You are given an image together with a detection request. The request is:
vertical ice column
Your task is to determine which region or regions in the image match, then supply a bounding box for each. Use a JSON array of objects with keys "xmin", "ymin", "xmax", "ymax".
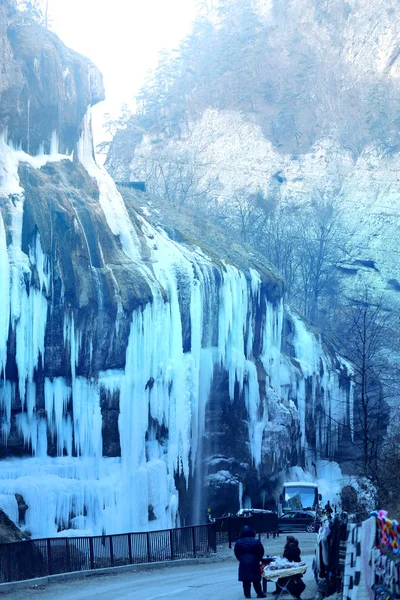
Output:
[
  {"xmin": 45, "ymin": 377, "xmax": 73, "ymax": 456},
  {"xmin": 0, "ymin": 141, "xmax": 23, "ymax": 440},
  {"xmin": 247, "ymin": 268, "xmax": 262, "ymax": 358},
  {"xmin": 29, "ymin": 234, "xmax": 50, "ymax": 293},
  {"xmin": 261, "ymin": 298, "xmax": 284, "ymax": 392},
  {"xmin": 72, "ymin": 378, "xmax": 103, "ymax": 458},
  {"xmin": 0, "ymin": 212, "xmax": 10, "ymax": 379},
  {"xmin": 14, "ymin": 282, "xmax": 48, "ymax": 411},
  {"xmin": 77, "ymin": 110, "xmax": 140, "ymax": 263},
  {"xmin": 118, "ymin": 289, "xmax": 186, "ymax": 531},
  {"xmin": 189, "ymin": 262, "xmax": 215, "ymax": 472},
  {"xmin": 217, "ymin": 265, "xmax": 275, "ymax": 468},
  {"xmin": 218, "ymin": 264, "xmax": 249, "ymax": 399},
  {"xmin": 63, "ymin": 314, "xmax": 103, "ymax": 459},
  {"xmin": 0, "ymin": 132, "xmax": 23, "ymax": 196},
  {"xmin": 244, "ymin": 359, "xmax": 266, "ymax": 467},
  {"xmin": 290, "ymin": 311, "xmax": 320, "ymax": 449},
  {"xmin": 49, "ymin": 130, "xmax": 59, "ymax": 156},
  {"xmin": 7, "ymin": 201, "xmax": 48, "ymax": 422},
  {"xmin": 16, "ymin": 411, "xmax": 48, "ymax": 456},
  {"xmin": 289, "ymin": 309, "xmax": 352, "ymax": 458},
  {"xmin": 63, "ymin": 312, "xmax": 82, "ymax": 384}
]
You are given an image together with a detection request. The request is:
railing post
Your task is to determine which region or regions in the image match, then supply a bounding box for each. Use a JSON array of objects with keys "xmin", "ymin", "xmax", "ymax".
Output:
[
  {"xmin": 192, "ymin": 527, "xmax": 197, "ymax": 558},
  {"xmin": 146, "ymin": 532, "xmax": 151, "ymax": 563},
  {"xmin": 169, "ymin": 529, "xmax": 174, "ymax": 560},
  {"xmin": 109, "ymin": 536, "xmax": 114, "ymax": 567},
  {"xmin": 208, "ymin": 523, "xmax": 216, "ymax": 552},
  {"xmin": 7, "ymin": 544, "xmax": 12, "ymax": 582},
  {"xmin": 65, "ymin": 538, "xmax": 71, "ymax": 572},
  {"xmin": 89, "ymin": 538, "xmax": 94, "ymax": 570},
  {"xmin": 47, "ymin": 539, "xmax": 52, "ymax": 575},
  {"xmin": 128, "ymin": 533, "xmax": 133, "ymax": 564},
  {"xmin": 228, "ymin": 529, "xmax": 232, "ymax": 549}
]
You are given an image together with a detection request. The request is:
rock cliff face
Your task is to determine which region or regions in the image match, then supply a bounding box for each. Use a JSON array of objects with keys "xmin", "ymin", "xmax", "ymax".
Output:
[
  {"xmin": 0, "ymin": 1, "xmax": 104, "ymax": 154},
  {"xmin": 0, "ymin": 4, "xmax": 352, "ymax": 538},
  {"xmin": 108, "ymin": 0, "xmax": 400, "ymax": 327}
]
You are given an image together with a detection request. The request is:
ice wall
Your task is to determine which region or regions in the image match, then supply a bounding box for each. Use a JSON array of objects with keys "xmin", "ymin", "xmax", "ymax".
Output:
[
  {"xmin": 0, "ymin": 112, "xmax": 353, "ymax": 538},
  {"xmin": 284, "ymin": 310, "xmax": 354, "ymax": 460}
]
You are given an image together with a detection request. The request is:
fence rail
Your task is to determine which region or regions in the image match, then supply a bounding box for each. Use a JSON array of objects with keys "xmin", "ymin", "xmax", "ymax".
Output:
[{"xmin": 0, "ymin": 524, "xmax": 217, "ymax": 583}]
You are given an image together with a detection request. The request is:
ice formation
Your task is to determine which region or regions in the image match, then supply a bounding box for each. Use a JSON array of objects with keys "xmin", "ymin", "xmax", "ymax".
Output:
[{"xmin": 0, "ymin": 112, "xmax": 353, "ymax": 538}]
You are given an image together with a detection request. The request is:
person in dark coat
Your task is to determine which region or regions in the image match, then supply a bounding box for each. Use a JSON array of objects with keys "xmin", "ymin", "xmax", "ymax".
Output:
[
  {"xmin": 234, "ymin": 526, "xmax": 266, "ymax": 598},
  {"xmin": 324, "ymin": 501, "xmax": 333, "ymax": 516},
  {"xmin": 273, "ymin": 536, "xmax": 304, "ymax": 597},
  {"xmin": 283, "ymin": 535, "xmax": 301, "ymax": 562}
]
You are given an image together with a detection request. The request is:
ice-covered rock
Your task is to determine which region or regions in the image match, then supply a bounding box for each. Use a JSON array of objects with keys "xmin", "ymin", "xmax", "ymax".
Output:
[{"xmin": 0, "ymin": 2, "xmax": 353, "ymax": 537}]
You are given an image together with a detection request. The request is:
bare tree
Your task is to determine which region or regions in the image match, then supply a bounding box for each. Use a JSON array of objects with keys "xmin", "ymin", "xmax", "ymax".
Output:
[
  {"xmin": 337, "ymin": 292, "xmax": 395, "ymax": 478},
  {"xmin": 291, "ymin": 198, "xmax": 350, "ymax": 326},
  {"xmin": 131, "ymin": 142, "xmax": 220, "ymax": 209},
  {"xmin": 225, "ymin": 189, "xmax": 268, "ymax": 243},
  {"xmin": 257, "ymin": 203, "xmax": 300, "ymax": 296}
]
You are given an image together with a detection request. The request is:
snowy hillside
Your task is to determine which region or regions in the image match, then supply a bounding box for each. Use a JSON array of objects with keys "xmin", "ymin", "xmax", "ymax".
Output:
[{"xmin": 126, "ymin": 108, "xmax": 400, "ymax": 317}]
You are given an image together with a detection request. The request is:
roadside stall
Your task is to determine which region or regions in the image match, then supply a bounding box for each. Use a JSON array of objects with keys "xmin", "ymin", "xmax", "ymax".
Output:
[
  {"xmin": 372, "ymin": 510, "xmax": 400, "ymax": 600},
  {"xmin": 313, "ymin": 510, "xmax": 399, "ymax": 600}
]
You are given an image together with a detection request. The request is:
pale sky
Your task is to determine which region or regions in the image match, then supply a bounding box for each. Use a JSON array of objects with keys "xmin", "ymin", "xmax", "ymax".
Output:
[{"xmin": 48, "ymin": 0, "xmax": 198, "ymax": 142}]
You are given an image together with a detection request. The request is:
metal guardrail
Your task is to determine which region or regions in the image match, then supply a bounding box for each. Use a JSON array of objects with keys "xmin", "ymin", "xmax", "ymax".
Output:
[{"xmin": 0, "ymin": 524, "xmax": 217, "ymax": 583}]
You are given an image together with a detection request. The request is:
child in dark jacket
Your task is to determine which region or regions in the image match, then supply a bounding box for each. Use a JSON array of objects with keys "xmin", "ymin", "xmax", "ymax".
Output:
[{"xmin": 234, "ymin": 526, "xmax": 267, "ymax": 598}]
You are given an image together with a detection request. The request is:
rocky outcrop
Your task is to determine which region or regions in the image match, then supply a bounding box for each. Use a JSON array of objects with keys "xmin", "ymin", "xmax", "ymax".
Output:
[
  {"xmin": 0, "ymin": 507, "xmax": 27, "ymax": 543},
  {"xmin": 0, "ymin": 2, "xmax": 104, "ymax": 154}
]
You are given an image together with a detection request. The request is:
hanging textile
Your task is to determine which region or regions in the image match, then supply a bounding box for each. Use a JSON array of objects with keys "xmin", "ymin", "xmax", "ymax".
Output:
[{"xmin": 372, "ymin": 510, "xmax": 400, "ymax": 599}]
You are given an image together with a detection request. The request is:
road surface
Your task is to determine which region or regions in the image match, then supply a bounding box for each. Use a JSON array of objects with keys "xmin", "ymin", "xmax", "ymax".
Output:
[{"xmin": 5, "ymin": 533, "xmax": 318, "ymax": 600}]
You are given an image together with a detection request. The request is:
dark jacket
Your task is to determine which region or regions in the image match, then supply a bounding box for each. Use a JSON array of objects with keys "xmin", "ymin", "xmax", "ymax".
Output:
[
  {"xmin": 283, "ymin": 537, "xmax": 301, "ymax": 563},
  {"xmin": 234, "ymin": 526, "xmax": 264, "ymax": 582}
]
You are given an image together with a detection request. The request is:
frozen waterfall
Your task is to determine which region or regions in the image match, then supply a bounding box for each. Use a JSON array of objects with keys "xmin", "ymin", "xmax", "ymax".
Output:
[{"xmin": 0, "ymin": 112, "xmax": 353, "ymax": 538}]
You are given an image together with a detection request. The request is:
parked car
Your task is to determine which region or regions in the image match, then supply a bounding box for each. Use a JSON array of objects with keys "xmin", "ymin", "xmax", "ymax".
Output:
[{"xmin": 278, "ymin": 510, "xmax": 320, "ymax": 533}]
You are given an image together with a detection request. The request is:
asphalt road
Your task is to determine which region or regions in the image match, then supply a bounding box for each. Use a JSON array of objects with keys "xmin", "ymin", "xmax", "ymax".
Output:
[{"xmin": 5, "ymin": 533, "xmax": 318, "ymax": 600}]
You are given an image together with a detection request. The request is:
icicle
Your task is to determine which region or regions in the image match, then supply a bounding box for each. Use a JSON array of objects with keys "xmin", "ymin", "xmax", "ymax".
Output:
[
  {"xmin": 77, "ymin": 110, "xmax": 140, "ymax": 262},
  {"xmin": 261, "ymin": 299, "xmax": 283, "ymax": 392},
  {"xmin": 0, "ymin": 212, "xmax": 10, "ymax": 378},
  {"xmin": 244, "ymin": 359, "xmax": 265, "ymax": 468},
  {"xmin": 49, "ymin": 130, "xmax": 59, "ymax": 156},
  {"xmin": 217, "ymin": 264, "xmax": 248, "ymax": 399}
]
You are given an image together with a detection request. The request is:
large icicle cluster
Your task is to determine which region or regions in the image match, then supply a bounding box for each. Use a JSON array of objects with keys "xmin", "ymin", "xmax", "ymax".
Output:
[{"xmin": 0, "ymin": 112, "xmax": 353, "ymax": 539}]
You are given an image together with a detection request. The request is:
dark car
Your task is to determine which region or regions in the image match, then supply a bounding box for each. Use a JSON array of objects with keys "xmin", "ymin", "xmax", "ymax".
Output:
[{"xmin": 278, "ymin": 510, "xmax": 320, "ymax": 533}]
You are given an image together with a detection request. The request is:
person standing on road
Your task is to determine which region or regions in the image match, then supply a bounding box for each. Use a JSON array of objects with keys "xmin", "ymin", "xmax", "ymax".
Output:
[
  {"xmin": 324, "ymin": 501, "xmax": 333, "ymax": 517},
  {"xmin": 234, "ymin": 526, "xmax": 267, "ymax": 599}
]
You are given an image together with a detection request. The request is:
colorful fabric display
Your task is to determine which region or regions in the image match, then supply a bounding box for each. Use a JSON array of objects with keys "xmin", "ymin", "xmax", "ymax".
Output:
[
  {"xmin": 371, "ymin": 510, "xmax": 400, "ymax": 598},
  {"xmin": 373, "ymin": 510, "xmax": 400, "ymax": 554}
]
